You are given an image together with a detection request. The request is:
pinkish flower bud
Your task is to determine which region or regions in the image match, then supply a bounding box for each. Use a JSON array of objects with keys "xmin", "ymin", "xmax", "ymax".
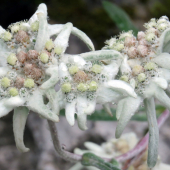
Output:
[
  {"xmin": 15, "ymin": 30, "xmax": 29, "ymax": 43},
  {"xmin": 74, "ymin": 70, "xmax": 89, "ymax": 83},
  {"xmin": 137, "ymin": 31, "xmax": 145, "ymax": 41},
  {"xmin": 17, "ymin": 51, "xmax": 27, "ymax": 63},
  {"xmin": 147, "ymin": 27, "xmax": 158, "ymax": 36},
  {"xmin": 27, "ymin": 50, "xmax": 39, "ymax": 60},
  {"xmin": 137, "ymin": 45, "xmax": 148, "ymax": 57},
  {"xmin": 15, "ymin": 77, "xmax": 24, "ymax": 89},
  {"xmin": 24, "ymin": 63, "xmax": 33, "ymax": 75},
  {"xmin": 132, "ymin": 65, "xmax": 143, "ymax": 76},
  {"xmin": 138, "ymin": 39, "xmax": 148, "ymax": 46},
  {"xmin": 31, "ymin": 67, "xmax": 43, "ymax": 80},
  {"xmin": 127, "ymin": 47, "xmax": 137, "ymax": 58},
  {"xmin": 124, "ymin": 37, "xmax": 136, "ymax": 47}
]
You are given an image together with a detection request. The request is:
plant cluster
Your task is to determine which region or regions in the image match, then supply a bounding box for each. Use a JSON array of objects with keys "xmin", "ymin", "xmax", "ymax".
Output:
[{"xmin": 0, "ymin": 3, "xmax": 170, "ymax": 169}]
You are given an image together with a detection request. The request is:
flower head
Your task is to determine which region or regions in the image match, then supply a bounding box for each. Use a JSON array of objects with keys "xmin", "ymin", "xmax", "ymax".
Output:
[
  {"xmin": 104, "ymin": 16, "xmax": 170, "ymax": 168},
  {"xmin": 0, "ymin": 3, "xmax": 95, "ymax": 153}
]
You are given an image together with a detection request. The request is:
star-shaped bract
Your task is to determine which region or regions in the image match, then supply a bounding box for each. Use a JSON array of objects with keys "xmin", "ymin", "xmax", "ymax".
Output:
[
  {"xmin": 57, "ymin": 51, "xmax": 137, "ymax": 130},
  {"xmin": 0, "ymin": 3, "xmax": 95, "ymax": 153}
]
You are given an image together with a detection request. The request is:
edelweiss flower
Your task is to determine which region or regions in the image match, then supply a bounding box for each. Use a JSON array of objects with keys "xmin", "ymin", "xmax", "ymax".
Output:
[
  {"xmin": 57, "ymin": 50, "xmax": 137, "ymax": 130},
  {"xmin": 0, "ymin": 3, "xmax": 95, "ymax": 152},
  {"xmin": 104, "ymin": 16, "xmax": 170, "ymax": 167}
]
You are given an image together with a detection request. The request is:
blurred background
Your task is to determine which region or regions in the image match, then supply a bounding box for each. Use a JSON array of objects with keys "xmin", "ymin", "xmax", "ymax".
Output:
[{"xmin": 0, "ymin": 0, "xmax": 170, "ymax": 169}]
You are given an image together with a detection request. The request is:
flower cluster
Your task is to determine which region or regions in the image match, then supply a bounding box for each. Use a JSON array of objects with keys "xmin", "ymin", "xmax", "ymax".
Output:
[
  {"xmin": 104, "ymin": 16, "xmax": 170, "ymax": 168},
  {"xmin": 1, "ymin": 3, "xmax": 170, "ymax": 169}
]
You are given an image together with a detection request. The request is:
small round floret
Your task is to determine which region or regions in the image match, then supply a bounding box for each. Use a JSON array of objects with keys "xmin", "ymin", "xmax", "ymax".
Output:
[
  {"xmin": 45, "ymin": 39, "xmax": 54, "ymax": 51},
  {"xmin": 120, "ymin": 75, "xmax": 129, "ymax": 82},
  {"xmin": 144, "ymin": 62, "xmax": 157, "ymax": 71},
  {"xmin": 91, "ymin": 64, "xmax": 102, "ymax": 74},
  {"xmin": 9, "ymin": 87, "xmax": 18, "ymax": 96},
  {"xmin": 77, "ymin": 83, "xmax": 88, "ymax": 92},
  {"xmin": 1, "ymin": 77, "xmax": 10, "ymax": 88},
  {"xmin": 39, "ymin": 53, "xmax": 49, "ymax": 63},
  {"xmin": 145, "ymin": 33, "xmax": 156, "ymax": 42},
  {"xmin": 138, "ymin": 73, "xmax": 146, "ymax": 82},
  {"xmin": 24, "ymin": 78, "xmax": 35, "ymax": 88},
  {"xmin": 7, "ymin": 53, "xmax": 17, "ymax": 66},
  {"xmin": 89, "ymin": 81, "xmax": 98, "ymax": 91},
  {"xmin": 69, "ymin": 66, "xmax": 79, "ymax": 75},
  {"xmin": 2, "ymin": 31, "xmax": 12, "ymax": 41},
  {"xmin": 114, "ymin": 43, "xmax": 124, "ymax": 51},
  {"xmin": 11, "ymin": 24, "xmax": 20, "ymax": 33},
  {"xmin": 61, "ymin": 83, "xmax": 71, "ymax": 93},
  {"xmin": 31, "ymin": 21, "xmax": 39, "ymax": 31},
  {"xmin": 157, "ymin": 23, "xmax": 169, "ymax": 32},
  {"xmin": 54, "ymin": 46, "xmax": 63, "ymax": 55},
  {"xmin": 132, "ymin": 65, "xmax": 143, "ymax": 75}
]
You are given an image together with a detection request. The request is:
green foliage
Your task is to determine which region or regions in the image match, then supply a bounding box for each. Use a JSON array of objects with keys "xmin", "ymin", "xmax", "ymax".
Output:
[
  {"xmin": 81, "ymin": 153, "xmax": 121, "ymax": 170},
  {"xmin": 102, "ymin": 1, "xmax": 138, "ymax": 36}
]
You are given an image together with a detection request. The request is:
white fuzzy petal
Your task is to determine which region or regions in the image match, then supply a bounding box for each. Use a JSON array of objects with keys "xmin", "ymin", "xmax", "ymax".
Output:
[
  {"xmin": 129, "ymin": 78, "xmax": 136, "ymax": 89},
  {"xmin": 103, "ymin": 103, "xmax": 112, "ymax": 116},
  {"xmin": 28, "ymin": 90, "xmax": 59, "ymax": 122},
  {"xmin": 13, "ymin": 107, "xmax": 29, "ymax": 152},
  {"xmin": 127, "ymin": 59, "xmax": 141, "ymax": 68},
  {"xmin": 65, "ymin": 101, "xmax": 76, "ymax": 126},
  {"xmin": 142, "ymin": 82, "xmax": 157, "ymax": 98},
  {"xmin": 54, "ymin": 22, "xmax": 73, "ymax": 54},
  {"xmin": 80, "ymin": 50, "xmax": 123, "ymax": 61},
  {"xmin": 48, "ymin": 24, "xmax": 95, "ymax": 51},
  {"xmin": 158, "ymin": 28, "xmax": 170, "ymax": 53},
  {"xmin": 96, "ymin": 86, "xmax": 122, "ymax": 104},
  {"xmin": 40, "ymin": 66, "xmax": 59, "ymax": 89},
  {"xmin": 28, "ymin": 3, "xmax": 47, "ymax": 25},
  {"xmin": 45, "ymin": 88, "xmax": 60, "ymax": 115},
  {"xmin": 76, "ymin": 95, "xmax": 88, "ymax": 130},
  {"xmin": 120, "ymin": 55, "xmax": 131, "ymax": 74},
  {"xmin": 85, "ymin": 99, "xmax": 96, "ymax": 115},
  {"xmin": 84, "ymin": 142, "xmax": 103, "ymax": 153},
  {"xmin": 0, "ymin": 100, "xmax": 12, "ymax": 118},
  {"xmin": 115, "ymin": 96, "xmax": 142, "ymax": 138},
  {"xmin": 0, "ymin": 67, "xmax": 10, "ymax": 77},
  {"xmin": 144, "ymin": 98, "xmax": 158, "ymax": 168},
  {"xmin": 4, "ymin": 96, "xmax": 25, "ymax": 107},
  {"xmin": 57, "ymin": 90, "xmax": 66, "ymax": 109},
  {"xmin": 154, "ymin": 87, "xmax": 170, "ymax": 110},
  {"xmin": 0, "ymin": 26, "xmax": 5, "ymax": 35},
  {"xmin": 0, "ymin": 52, "xmax": 11, "ymax": 66},
  {"xmin": 116, "ymin": 99, "xmax": 125, "ymax": 120},
  {"xmin": 152, "ymin": 77, "xmax": 168, "ymax": 89},
  {"xmin": 34, "ymin": 12, "xmax": 48, "ymax": 52},
  {"xmin": 152, "ymin": 53, "xmax": 170, "ymax": 70},
  {"xmin": 59, "ymin": 62, "xmax": 70, "ymax": 79},
  {"xmin": 158, "ymin": 68, "xmax": 170, "ymax": 83},
  {"xmin": 68, "ymin": 55, "xmax": 86, "ymax": 69},
  {"xmin": 72, "ymin": 27, "xmax": 95, "ymax": 51},
  {"xmin": 106, "ymin": 80, "xmax": 137, "ymax": 98},
  {"xmin": 102, "ymin": 61, "xmax": 119, "ymax": 80}
]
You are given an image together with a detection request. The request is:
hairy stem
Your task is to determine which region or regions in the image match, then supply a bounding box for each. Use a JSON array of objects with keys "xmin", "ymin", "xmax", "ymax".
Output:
[
  {"xmin": 115, "ymin": 109, "xmax": 169, "ymax": 162},
  {"xmin": 48, "ymin": 110, "xmax": 169, "ymax": 163},
  {"xmin": 48, "ymin": 120, "xmax": 82, "ymax": 162}
]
